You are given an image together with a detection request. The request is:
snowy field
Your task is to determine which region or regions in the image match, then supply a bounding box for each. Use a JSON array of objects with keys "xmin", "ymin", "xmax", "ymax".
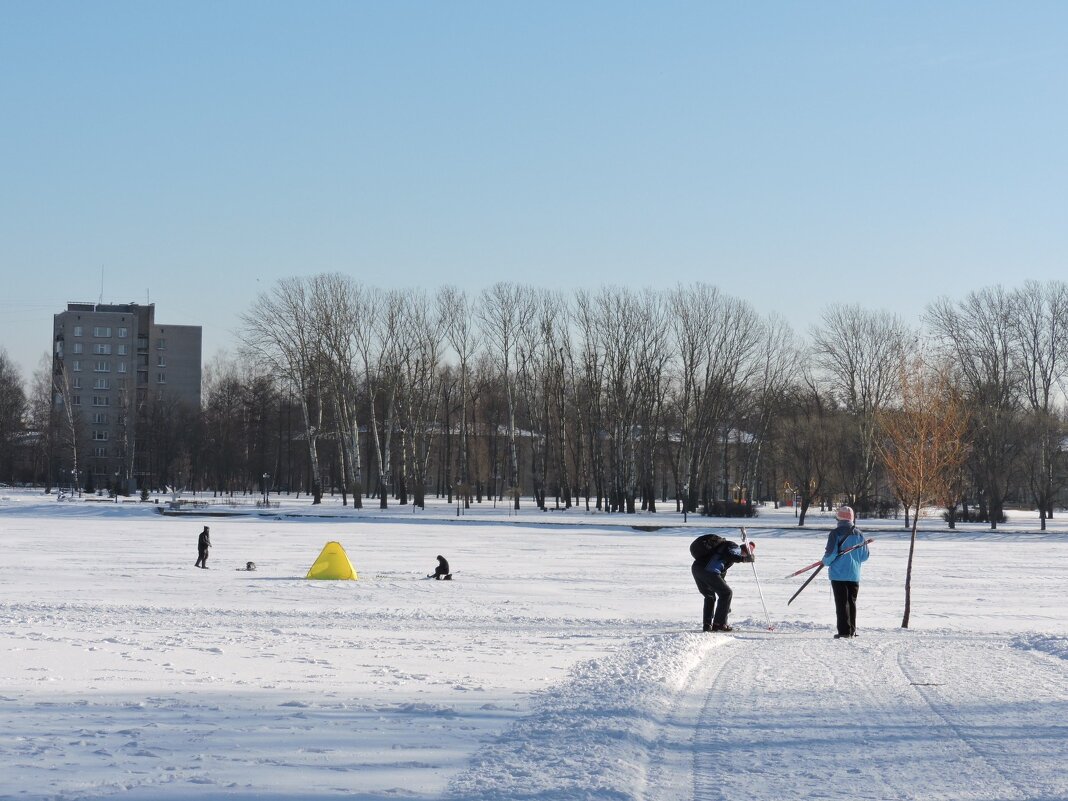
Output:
[{"xmin": 1, "ymin": 489, "xmax": 1065, "ymax": 801}]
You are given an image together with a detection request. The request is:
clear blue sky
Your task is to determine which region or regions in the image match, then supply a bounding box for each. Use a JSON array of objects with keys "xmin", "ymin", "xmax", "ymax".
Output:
[{"xmin": 2, "ymin": 2, "xmax": 1066, "ymax": 379}]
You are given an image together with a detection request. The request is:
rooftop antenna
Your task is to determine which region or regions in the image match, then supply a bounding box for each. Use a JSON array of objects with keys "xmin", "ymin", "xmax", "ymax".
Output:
[{"xmin": 99, "ymin": 266, "xmax": 104, "ymax": 304}]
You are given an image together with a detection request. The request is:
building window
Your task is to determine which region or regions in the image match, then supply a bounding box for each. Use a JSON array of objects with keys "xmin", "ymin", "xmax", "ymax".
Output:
[
  {"xmin": 118, "ymin": 362, "xmax": 127, "ymax": 374},
  {"xmin": 92, "ymin": 430, "xmax": 109, "ymax": 441},
  {"xmin": 157, "ymin": 338, "xmax": 166, "ymax": 350},
  {"xmin": 72, "ymin": 342, "xmax": 83, "ymax": 354},
  {"xmin": 71, "ymin": 395, "xmax": 81, "ymax": 406},
  {"xmin": 92, "ymin": 396, "xmax": 110, "ymax": 407},
  {"xmin": 72, "ymin": 360, "xmax": 81, "ymax": 372},
  {"xmin": 93, "ymin": 326, "xmax": 111, "ymax": 338},
  {"xmin": 73, "ymin": 326, "xmax": 83, "ymax": 337},
  {"xmin": 118, "ymin": 327, "xmax": 128, "ymax": 338},
  {"xmin": 157, "ymin": 372, "xmax": 167, "ymax": 384},
  {"xmin": 93, "ymin": 378, "xmax": 110, "ymax": 390},
  {"xmin": 72, "ymin": 377, "xmax": 81, "ymax": 389},
  {"xmin": 94, "ymin": 361, "xmax": 111, "ymax": 372},
  {"xmin": 93, "ymin": 343, "xmax": 112, "ymax": 355},
  {"xmin": 157, "ymin": 355, "xmax": 166, "ymax": 367},
  {"xmin": 117, "ymin": 344, "xmax": 129, "ymax": 355},
  {"xmin": 93, "ymin": 447, "xmax": 108, "ymax": 458},
  {"xmin": 92, "ymin": 412, "xmax": 109, "ymax": 424}
]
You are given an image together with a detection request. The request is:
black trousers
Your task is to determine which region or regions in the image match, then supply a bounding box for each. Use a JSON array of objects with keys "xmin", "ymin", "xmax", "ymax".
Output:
[
  {"xmin": 195, "ymin": 548, "xmax": 208, "ymax": 568},
  {"xmin": 831, "ymin": 580, "xmax": 859, "ymax": 636},
  {"xmin": 691, "ymin": 563, "xmax": 732, "ymax": 629}
]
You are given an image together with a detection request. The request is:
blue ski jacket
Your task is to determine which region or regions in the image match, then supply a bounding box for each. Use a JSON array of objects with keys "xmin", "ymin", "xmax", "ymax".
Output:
[{"xmin": 822, "ymin": 521, "xmax": 868, "ymax": 582}]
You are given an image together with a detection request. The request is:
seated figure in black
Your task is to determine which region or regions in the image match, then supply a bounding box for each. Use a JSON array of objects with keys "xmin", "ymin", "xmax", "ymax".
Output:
[{"xmin": 431, "ymin": 555, "xmax": 451, "ymax": 580}]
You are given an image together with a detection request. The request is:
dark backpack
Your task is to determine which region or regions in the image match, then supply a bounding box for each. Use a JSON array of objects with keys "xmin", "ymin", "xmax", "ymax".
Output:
[{"xmin": 690, "ymin": 534, "xmax": 731, "ymax": 562}]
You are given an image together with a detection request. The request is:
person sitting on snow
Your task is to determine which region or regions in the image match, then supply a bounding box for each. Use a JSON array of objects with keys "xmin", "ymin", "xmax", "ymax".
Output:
[{"xmin": 430, "ymin": 554, "xmax": 451, "ymax": 580}]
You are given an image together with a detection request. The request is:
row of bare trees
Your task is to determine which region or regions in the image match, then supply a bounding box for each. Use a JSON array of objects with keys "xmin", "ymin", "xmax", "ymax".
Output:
[
  {"xmin": 227, "ymin": 276, "xmax": 1068, "ymax": 527},
  {"xmin": 5, "ymin": 279, "xmax": 1068, "ymax": 531}
]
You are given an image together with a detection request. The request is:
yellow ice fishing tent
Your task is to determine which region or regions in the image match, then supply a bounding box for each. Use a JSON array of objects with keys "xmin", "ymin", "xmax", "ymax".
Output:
[{"xmin": 305, "ymin": 541, "xmax": 359, "ymax": 580}]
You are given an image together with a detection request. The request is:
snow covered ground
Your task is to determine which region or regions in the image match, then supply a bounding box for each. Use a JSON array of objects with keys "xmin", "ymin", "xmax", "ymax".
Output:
[{"xmin": 0, "ymin": 489, "xmax": 1065, "ymax": 800}]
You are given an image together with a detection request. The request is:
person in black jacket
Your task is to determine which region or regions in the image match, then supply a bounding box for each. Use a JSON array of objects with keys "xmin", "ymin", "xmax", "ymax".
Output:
[
  {"xmin": 194, "ymin": 526, "xmax": 211, "ymax": 569},
  {"xmin": 691, "ymin": 539, "xmax": 754, "ymax": 632},
  {"xmin": 431, "ymin": 554, "xmax": 450, "ymax": 580}
]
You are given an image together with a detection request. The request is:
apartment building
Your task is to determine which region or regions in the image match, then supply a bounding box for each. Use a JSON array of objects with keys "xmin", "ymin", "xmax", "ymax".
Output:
[{"xmin": 52, "ymin": 302, "xmax": 201, "ymax": 492}]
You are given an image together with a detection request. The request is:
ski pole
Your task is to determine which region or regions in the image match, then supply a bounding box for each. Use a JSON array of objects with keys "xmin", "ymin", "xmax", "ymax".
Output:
[
  {"xmin": 740, "ymin": 527, "xmax": 774, "ymax": 630},
  {"xmin": 787, "ymin": 538, "xmax": 875, "ymax": 605},
  {"xmin": 784, "ymin": 559, "xmax": 824, "ymax": 579}
]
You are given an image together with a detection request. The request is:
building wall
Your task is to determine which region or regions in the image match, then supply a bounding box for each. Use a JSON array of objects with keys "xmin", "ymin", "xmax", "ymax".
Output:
[{"xmin": 51, "ymin": 302, "xmax": 201, "ymax": 490}]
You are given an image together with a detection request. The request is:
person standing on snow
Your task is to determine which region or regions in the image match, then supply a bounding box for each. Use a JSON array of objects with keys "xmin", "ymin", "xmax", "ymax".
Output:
[
  {"xmin": 194, "ymin": 525, "xmax": 211, "ymax": 569},
  {"xmin": 823, "ymin": 506, "xmax": 869, "ymax": 638},
  {"xmin": 691, "ymin": 536, "xmax": 755, "ymax": 632}
]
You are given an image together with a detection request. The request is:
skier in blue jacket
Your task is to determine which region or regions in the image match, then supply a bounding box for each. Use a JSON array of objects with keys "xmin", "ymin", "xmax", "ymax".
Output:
[
  {"xmin": 823, "ymin": 506, "xmax": 869, "ymax": 638},
  {"xmin": 691, "ymin": 539, "xmax": 754, "ymax": 632}
]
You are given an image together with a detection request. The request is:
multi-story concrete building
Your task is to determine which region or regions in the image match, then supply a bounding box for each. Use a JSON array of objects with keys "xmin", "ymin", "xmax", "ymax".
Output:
[{"xmin": 52, "ymin": 302, "xmax": 201, "ymax": 492}]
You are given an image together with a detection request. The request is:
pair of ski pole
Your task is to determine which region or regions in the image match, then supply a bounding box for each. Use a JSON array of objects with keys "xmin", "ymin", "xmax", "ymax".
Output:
[{"xmin": 785, "ymin": 538, "xmax": 875, "ymax": 605}]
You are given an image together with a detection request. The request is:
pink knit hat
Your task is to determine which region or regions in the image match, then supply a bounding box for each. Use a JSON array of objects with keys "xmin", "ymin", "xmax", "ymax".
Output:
[{"xmin": 836, "ymin": 506, "xmax": 854, "ymax": 522}]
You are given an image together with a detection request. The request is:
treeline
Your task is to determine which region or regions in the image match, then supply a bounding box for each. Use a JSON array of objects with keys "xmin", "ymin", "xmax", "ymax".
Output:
[{"xmin": 3, "ymin": 279, "xmax": 1067, "ymax": 530}]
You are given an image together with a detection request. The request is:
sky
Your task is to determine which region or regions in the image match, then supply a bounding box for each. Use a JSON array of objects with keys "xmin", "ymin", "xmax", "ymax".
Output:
[{"xmin": 2, "ymin": 2, "xmax": 1067, "ymax": 380}]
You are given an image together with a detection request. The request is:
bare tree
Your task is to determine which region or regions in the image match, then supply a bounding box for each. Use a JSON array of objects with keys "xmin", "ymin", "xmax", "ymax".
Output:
[
  {"xmin": 926, "ymin": 287, "xmax": 1020, "ymax": 528},
  {"xmin": 353, "ymin": 289, "xmax": 403, "ymax": 508},
  {"xmin": 1010, "ymin": 280, "xmax": 1068, "ymax": 529},
  {"xmin": 0, "ymin": 350, "xmax": 26, "ymax": 483},
  {"xmin": 811, "ymin": 304, "xmax": 907, "ymax": 513},
  {"xmin": 240, "ymin": 277, "xmax": 325, "ymax": 503},
  {"xmin": 397, "ymin": 290, "xmax": 444, "ymax": 509},
  {"xmin": 877, "ymin": 354, "xmax": 969, "ymax": 628},
  {"xmin": 439, "ymin": 286, "xmax": 475, "ymax": 506},
  {"xmin": 312, "ymin": 274, "xmax": 370, "ymax": 508},
  {"xmin": 778, "ymin": 369, "xmax": 835, "ymax": 526},
  {"xmin": 667, "ymin": 284, "xmax": 762, "ymax": 515},
  {"xmin": 478, "ymin": 283, "xmax": 533, "ymax": 509}
]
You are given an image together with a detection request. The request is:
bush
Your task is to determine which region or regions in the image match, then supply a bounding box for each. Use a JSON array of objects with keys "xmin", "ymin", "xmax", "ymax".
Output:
[
  {"xmin": 943, "ymin": 507, "xmax": 1006, "ymax": 524},
  {"xmin": 701, "ymin": 501, "xmax": 757, "ymax": 518}
]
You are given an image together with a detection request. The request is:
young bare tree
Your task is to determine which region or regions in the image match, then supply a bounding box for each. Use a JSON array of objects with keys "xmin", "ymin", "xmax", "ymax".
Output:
[
  {"xmin": 52, "ymin": 360, "xmax": 82, "ymax": 493},
  {"xmin": 811, "ymin": 304, "xmax": 907, "ymax": 513},
  {"xmin": 877, "ymin": 355, "xmax": 969, "ymax": 628}
]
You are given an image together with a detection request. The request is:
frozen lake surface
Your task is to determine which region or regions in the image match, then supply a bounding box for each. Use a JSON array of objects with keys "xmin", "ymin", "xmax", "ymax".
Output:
[{"xmin": 1, "ymin": 490, "xmax": 1065, "ymax": 800}]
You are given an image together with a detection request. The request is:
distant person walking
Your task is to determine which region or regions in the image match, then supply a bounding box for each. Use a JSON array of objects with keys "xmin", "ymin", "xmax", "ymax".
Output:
[
  {"xmin": 823, "ymin": 506, "xmax": 869, "ymax": 638},
  {"xmin": 690, "ymin": 534, "xmax": 755, "ymax": 632},
  {"xmin": 194, "ymin": 525, "xmax": 211, "ymax": 569}
]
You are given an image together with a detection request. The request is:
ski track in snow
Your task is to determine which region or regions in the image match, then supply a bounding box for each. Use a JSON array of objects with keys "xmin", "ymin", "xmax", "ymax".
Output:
[{"xmin": 671, "ymin": 632, "xmax": 1068, "ymax": 801}]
